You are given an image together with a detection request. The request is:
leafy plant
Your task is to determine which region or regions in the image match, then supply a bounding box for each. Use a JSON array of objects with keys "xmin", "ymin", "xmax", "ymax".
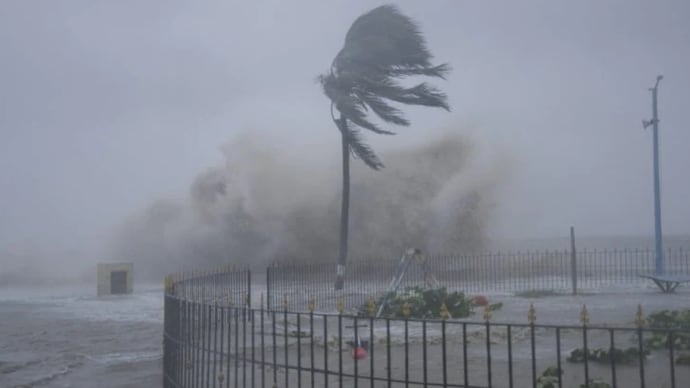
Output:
[
  {"xmin": 567, "ymin": 347, "xmax": 648, "ymax": 364},
  {"xmin": 289, "ymin": 330, "xmax": 308, "ymax": 338},
  {"xmin": 642, "ymin": 309, "xmax": 690, "ymax": 351},
  {"xmin": 538, "ymin": 366, "xmax": 611, "ymax": 388},
  {"xmin": 536, "ymin": 366, "xmax": 561, "ymax": 388},
  {"xmin": 646, "ymin": 309, "xmax": 690, "ymax": 330},
  {"xmin": 359, "ymin": 286, "xmax": 474, "ymax": 319},
  {"xmin": 580, "ymin": 379, "xmax": 611, "ymax": 388}
]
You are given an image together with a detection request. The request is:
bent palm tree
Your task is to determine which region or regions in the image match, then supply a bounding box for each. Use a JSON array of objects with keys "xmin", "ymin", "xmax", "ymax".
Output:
[{"xmin": 320, "ymin": 4, "xmax": 450, "ymax": 290}]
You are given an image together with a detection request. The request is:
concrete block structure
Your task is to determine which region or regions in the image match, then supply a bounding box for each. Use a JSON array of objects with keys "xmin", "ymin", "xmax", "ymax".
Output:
[{"xmin": 97, "ymin": 263, "xmax": 133, "ymax": 296}]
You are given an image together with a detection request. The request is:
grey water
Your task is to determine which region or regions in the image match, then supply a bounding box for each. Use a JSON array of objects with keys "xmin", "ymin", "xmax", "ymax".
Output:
[{"xmin": 0, "ymin": 285, "xmax": 162, "ymax": 388}]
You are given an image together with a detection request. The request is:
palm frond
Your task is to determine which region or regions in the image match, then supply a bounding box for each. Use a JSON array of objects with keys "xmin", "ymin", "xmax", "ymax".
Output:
[
  {"xmin": 319, "ymin": 4, "xmax": 451, "ymax": 170},
  {"xmin": 321, "ymin": 73, "xmax": 395, "ymax": 135},
  {"xmin": 355, "ymin": 92, "xmax": 409, "ymax": 126},
  {"xmin": 384, "ymin": 82, "xmax": 450, "ymax": 110},
  {"xmin": 358, "ymin": 76, "xmax": 450, "ymax": 111},
  {"xmin": 343, "ymin": 124, "xmax": 384, "ymax": 170},
  {"xmin": 335, "ymin": 5, "xmax": 432, "ymax": 72},
  {"xmin": 385, "ymin": 63, "xmax": 451, "ymax": 79}
]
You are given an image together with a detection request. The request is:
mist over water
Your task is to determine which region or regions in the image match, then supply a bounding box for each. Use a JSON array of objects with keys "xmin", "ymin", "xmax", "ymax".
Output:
[{"xmin": 112, "ymin": 131, "xmax": 508, "ymax": 280}]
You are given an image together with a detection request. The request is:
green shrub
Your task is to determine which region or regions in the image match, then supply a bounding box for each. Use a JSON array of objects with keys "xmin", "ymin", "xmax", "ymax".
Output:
[
  {"xmin": 646, "ymin": 309, "xmax": 690, "ymax": 329},
  {"xmin": 580, "ymin": 379, "xmax": 611, "ymax": 388},
  {"xmin": 567, "ymin": 347, "xmax": 648, "ymax": 364},
  {"xmin": 642, "ymin": 309, "xmax": 690, "ymax": 351},
  {"xmin": 358, "ymin": 286, "xmax": 474, "ymax": 319},
  {"xmin": 536, "ymin": 366, "xmax": 561, "ymax": 388},
  {"xmin": 538, "ymin": 366, "xmax": 611, "ymax": 388}
]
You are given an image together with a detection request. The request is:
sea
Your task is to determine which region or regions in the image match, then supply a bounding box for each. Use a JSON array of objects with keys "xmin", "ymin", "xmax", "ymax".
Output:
[{"xmin": 0, "ymin": 285, "xmax": 163, "ymax": 388}]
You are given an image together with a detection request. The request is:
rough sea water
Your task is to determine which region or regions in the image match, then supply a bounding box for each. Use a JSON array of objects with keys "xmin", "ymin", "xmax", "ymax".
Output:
[{"xmin": 0, "ymin": 285, "xmax": 163, "ymax": 388}]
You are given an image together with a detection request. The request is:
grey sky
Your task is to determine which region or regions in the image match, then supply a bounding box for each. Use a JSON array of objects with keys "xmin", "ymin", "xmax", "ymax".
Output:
[{"xmin": 1, "ymin": 0, "xmax": 689, "ymax": 260}]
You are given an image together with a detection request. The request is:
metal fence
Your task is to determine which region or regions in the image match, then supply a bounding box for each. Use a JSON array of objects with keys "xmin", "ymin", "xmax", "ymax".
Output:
[
  {"xmin": 162, "ymin": 250, "xmax": 690, "ymax": 387},
  {"xmin": 167, "ymin": 267, "xmax": 252, "ymax": 308},
  {"xmin": 164, "ymin": 272, "xmax": 690, "ymax": 388},
  {"xmin": 266, "ymin": 248, "xmax": 690, "ymax": 311}
]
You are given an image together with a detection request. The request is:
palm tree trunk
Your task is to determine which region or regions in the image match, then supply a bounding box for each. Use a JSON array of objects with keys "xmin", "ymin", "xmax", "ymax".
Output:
[{"xmin": 335, "ymin": 117, "xmax": 350, "ymax": 290}]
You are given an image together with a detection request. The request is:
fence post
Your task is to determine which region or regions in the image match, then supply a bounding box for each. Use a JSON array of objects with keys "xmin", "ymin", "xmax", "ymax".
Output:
[
  {"xmin": 266, "ymin": 265, "xmax": 271, "ymax": 311},
  {"xmin": 247, "ymin": 269, "xmax": 252, "ymax": 309},
  {"xmin": 571, "ymin": 226, "xmax": 577, "ymax": 295}
]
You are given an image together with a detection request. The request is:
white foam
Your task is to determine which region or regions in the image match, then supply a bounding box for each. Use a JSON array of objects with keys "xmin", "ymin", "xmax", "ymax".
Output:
[
  {"xmin": 0, "ymin": 284, "xmax": 164, "ymax": 322},
  {"xmin": 86, "ymin": 351, "xmax": 162, "ymax": 365}
]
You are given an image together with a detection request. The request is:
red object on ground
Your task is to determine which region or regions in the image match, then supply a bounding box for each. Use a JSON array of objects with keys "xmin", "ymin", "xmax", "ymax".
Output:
[
  {"xmin": 472, "ymin": 295, "xmax": 489, "ymax": 306},
  {"xmin": 351, "ymin": 346, "xmax": 368, "ymax": 360}
]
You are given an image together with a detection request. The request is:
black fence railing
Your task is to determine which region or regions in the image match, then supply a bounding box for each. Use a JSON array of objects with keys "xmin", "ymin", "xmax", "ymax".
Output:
[
  {"xmin": 266, "ymin": 248, "xmax": 690, "ymax": 311},
  {"xmin": 164, "ymin": 274, "xmax": 690, "ymax": 388},
  {"xmin": 167, "ymin": 267, "xmax": 251, "ymax": 308}
]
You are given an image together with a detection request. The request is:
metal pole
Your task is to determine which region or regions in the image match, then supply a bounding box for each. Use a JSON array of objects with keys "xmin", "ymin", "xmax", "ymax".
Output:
[
  {"xmin": 570, "ymin": 226, "xmax": 577, "ymax": 295},
  {"xmin": 266, "ymin": 266, "xmax": 271, "ymax": 311},
  {"xmin": 644, "ymin": 75, "xmax": 664, "ymax": 275}
]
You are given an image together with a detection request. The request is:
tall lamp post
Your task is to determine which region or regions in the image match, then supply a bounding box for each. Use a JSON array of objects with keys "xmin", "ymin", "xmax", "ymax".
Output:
[{"xmin": 642, "ymin": 75, "xmax": 664, "ymax": 275}]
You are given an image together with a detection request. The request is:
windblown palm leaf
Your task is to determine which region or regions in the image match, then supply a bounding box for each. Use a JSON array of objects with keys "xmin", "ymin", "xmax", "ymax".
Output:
[
  {"xmin": 320, "ymin": 4, "xmax": 450, "ymax": 168},
  {"xmin": 341, "ymin": 118, "xmax": 384, "ymax": 170}
]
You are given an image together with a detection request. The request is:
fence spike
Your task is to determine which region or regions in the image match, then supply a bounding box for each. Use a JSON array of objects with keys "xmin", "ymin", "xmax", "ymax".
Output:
[
  {"xmin": 308, "ymin": 296, "xmax": 316, "ymax": 313},
  {"xmin": 635, "ymin": 304, "xmax": 645, "ymax": 327},
  {"xmin": 337, "ymin": 296, "xmax": 345, "ymax": 315},
  {"xmin": 528, "ymin": 303, "xmax": 536, "ymax": 324},
  {"xmin": 366, "ymin": 297, "xmax": 376, "ymax": 317},
  {"xmin": 402, "ymin": 301, "xmax": 411, "ymax": 319},
  {"xmin": 580, "ymin": 304, "xmax": 589, "ymax": 325},
  {"xmin": 439, "ymin": 302, "xmax": 450, "ymax": 320},
  {"xmin": 483, "ymin": 304, "xmax": 491, "ymax": 321}
]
